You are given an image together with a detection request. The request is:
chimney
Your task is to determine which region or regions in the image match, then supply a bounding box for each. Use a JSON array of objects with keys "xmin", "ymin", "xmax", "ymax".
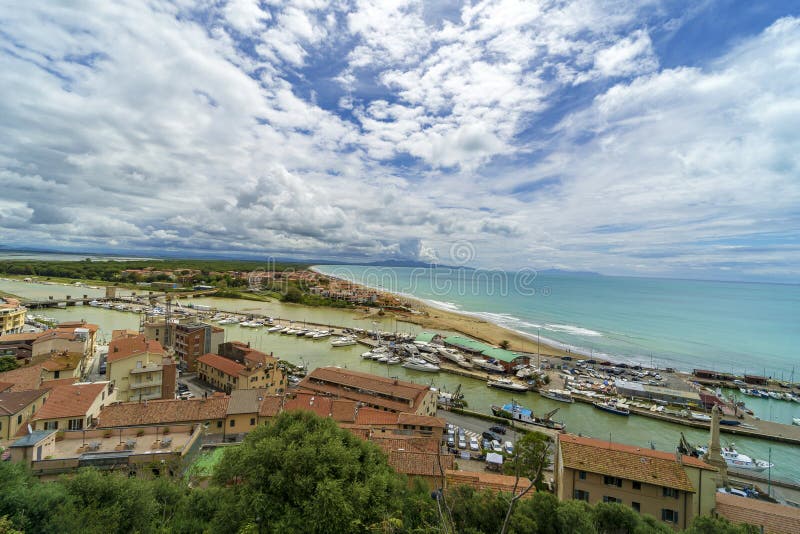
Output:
[{"xmin": 675, "ymin": 449, "xmax": 682, "ymax": 465}]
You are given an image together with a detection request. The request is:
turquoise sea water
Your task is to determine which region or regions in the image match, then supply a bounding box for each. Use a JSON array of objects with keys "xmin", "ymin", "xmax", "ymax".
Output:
[{"xmin": 314, "ymin": 266, "xmax": 800, "ymax": 379}]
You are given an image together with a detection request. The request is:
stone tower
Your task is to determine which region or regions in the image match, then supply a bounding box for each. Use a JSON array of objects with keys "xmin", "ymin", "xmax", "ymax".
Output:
[{"xmin": 705, "ymin": 404, "xmax": 728, "ymax": 486}]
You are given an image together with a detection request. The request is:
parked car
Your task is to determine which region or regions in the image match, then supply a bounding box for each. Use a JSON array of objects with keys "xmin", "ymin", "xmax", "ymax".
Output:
[
  {"xmin": 98, "ymin": 362, "xmax": 106, "ymax": 375},
  {"xmin": 482, "ymin": 431, "xmax": 499, "ymax": 442},
  {"xmin": 447, "ymin": 424, "xmax": 455, "ymax": 435},
  {"xmin": 447, "ymin": 436, "xmax": 455, "ymax": 447},
  {"xmin": 489, "ymin": 425, "xmax": 506, "ymax": 435},
  {"xmin": 491, "ymin": 440, "xmax": 503, "ymax": 453},
  {"xmin": 178, "ymin": 391, "xmax": 194, "ymax": 399},
  {"xmin": 458, "ymin": 437, "xmax": 467, "ymax": 449},
  {"xmin": 469, "ymin": 437, "xmax": 480, "ymax": 451},
  {"xmin": 482, "ymin": 439, "xmax": 491, "ymax": 450},
  {"xmin": 177, "ymin": 383, "xmax": 189, "ymax": 392},
  {"xmin": 504, "ymin": 441, "xmax": 514, "ymax": 454}
]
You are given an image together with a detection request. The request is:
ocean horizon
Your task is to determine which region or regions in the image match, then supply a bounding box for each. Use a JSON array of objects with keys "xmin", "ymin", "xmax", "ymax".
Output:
[{"xmin": 314, "ymin": 265, "xmax": 800, "ymax": 379}]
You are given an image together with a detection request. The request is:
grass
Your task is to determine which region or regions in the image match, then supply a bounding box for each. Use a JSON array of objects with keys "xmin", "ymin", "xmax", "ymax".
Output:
[{"xmin": 188, "ymin": 447, "xmax": 226, "ymax": 478}]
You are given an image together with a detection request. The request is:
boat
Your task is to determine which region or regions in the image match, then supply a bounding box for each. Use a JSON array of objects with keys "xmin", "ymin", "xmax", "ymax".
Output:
[
  {"xmin": 491, "ymin": 401, "xmax": 566, "ymax": 431},
  {"xmin": 331, "ymin": 336, "xmax": 356, "ymax": 347},
  {"xmin": 88, "ymin": 300, "xmax": 101, "ymax": 307},
  {"xmin": 696, "ymin": 445, "xmax": 774, "ymax": 472},
  {"xmin": 487, "ymin": 378, "xmax": 528, "ymax": 392},
  {"xmin": 689, "ymin": 411, "xmax": 712, "ymax": 422},
  {"xmin": 793, "ymin": 418, "xmax": 800, "ymax": 426},
  {"xmin": 312, "ymin": 331, "xmax": 332, "ymax": 339},
  {"xmin": 471, "ymin": 357, "xmax": 505, "ymax": 373},
  {"xmin": 418, "ymin": 352, "xmax": 441, "ymax": 365},
  {"xmin": 361, "ymin": 351, "xmax": 375, "ymax": 359},
  {"xmin": 267, "ymin": 325, "xmax": 283, "ymax": 332},
  {"xmin": 592, "ymin": 400, "xmax": 630, "ymax": 416},
  {"xmin": 386, "ymin": 356, "xmax": 401, "ymax": 365},
  {"xmin": 719, "ymin": 419, "xmax": 742, "ymax": 426},
  {"xmin": 401, "ymin": 357, "xmax": 440, "ymax": 372},
  {"xmin": 539, "ymin": 389, "xmax": 574, "ymax": 403}
]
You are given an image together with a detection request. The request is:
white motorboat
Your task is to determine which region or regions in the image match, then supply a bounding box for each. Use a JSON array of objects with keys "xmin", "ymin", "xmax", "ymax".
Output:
[
  {"xmin": 792, "ymin": 417, "xmax": 800, "ymax": 426},
  {"xmin": 386, "ymin": 356, "xmax": 401, "ymax": 365},
  {"xmin": 361, "ymin": 351, "xmax": 375, "ymax": 359},
  {"xmin": 689, "ymin": 411, "xmax": 712, "ymax": 422},
  {"xmin": 419, "ymin": 352, "xmax": 441, "ymax": 365},
  {"xmin": 305, "ymin": 331, "xmax": 318, "ymax": 337},
  {"xmin": 539, "ymin": 389, "xmax": 574, "ymax": 403},
  {"xmin": 487, "ymin": 378, "xmax": 529, "ymax": 392},
  {"xmin": 312, "ymin": 331, "xmax": 332, "ymax": 339},
  {"xmin": 331, "ymin": 336, "xmax": 356, "ymax": 347},
  {"xmin": 697, "ymin": 445, "xmax": 774, "ymax": 472},
  {"xmin": 267, "ymin": 325, "xmax": 283, "ymax": 332},
  {"xmin": 402, "ymin": 357, "xmax": 439, "ymax": 372},
  {"xmin": 88, "ymin": 300, "xmax": 101, "ymax": 307},
  {"xmin": 472, "ymin": 357, "xmax": 504, "ymax": 373}
]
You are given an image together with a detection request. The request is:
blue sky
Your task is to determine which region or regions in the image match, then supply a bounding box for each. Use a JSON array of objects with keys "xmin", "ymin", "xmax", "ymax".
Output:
[{"xmin": 1, "ymin": 1, "xmax": 799, "ymax": 281}]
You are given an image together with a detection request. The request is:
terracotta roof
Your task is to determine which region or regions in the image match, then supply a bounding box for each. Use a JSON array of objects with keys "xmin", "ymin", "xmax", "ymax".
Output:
[
  {"xmin": 32, "ymin": 383, "xmax": 108, "ymax": 421},
  {"xmin": 242, "ymin": 350, "xmax": 277, "ymax": 367},
  {"xmin": 0, "ymin": 389, "xmax": 49, "ymax": 415},
  {"xmin": 57, "ymin": 321, "xmax": 99, "ymax": 333},
  {"xmin": 197, "ymin": 353, "xmax": 245, "ymax": 377},
  {"xmin": 282, "ymin": 392, "xmax": 357, "ymax": 422},
  {"xmin": 259, "ymin": 396, "xmax": 283, "ymax": 417},
  {"xmin": 0, "ymin": 382, "xmax": 13, "ymax": 392},
  {"xmin": 371, "ymin": 435, "xmax": 440, "ymax": 453},
  {"xmin": 295, "ymin": 382, "xmax": 412, "ymax": 413},
  {"xmin": 397, "ymin": 413, "xmax": 446, "ymax": 428},
  {"xmin": 446, "ymin": 470, "xmax": 533, "ymax": 496},
  {"xmin": 97, "ymin": 397, "xmax": 229, "ymax": 427},
  {"xmin": 343, "ymin": 426, "xmax": 371, "ymax": 440},
  {"xmin": 111, "ymin": 329, "xmax": 139, "ymax": 338},
  {"xmin": 330, "ymin": 399, "xmax": 357, "ymax": 423},
  {"xmin": 300, "ymin": 367, "xmax": 429, "ymax": 409},
  {"xmin": 559, "ymin": 434, "xmax": 714, "ymax": 493},
  {"xmin": 41, "ymin": 377, "xmax": 78, "ymax": 388},
  {"xmin": 33, "ymin": 330, "xmax": 79, "ymax": 343},
  {"xmin": 715, "ymin": 492, "xmax": 800, "ymax": 534},
  {"xmin": 0, "ymin": 364, "xmax": 44, "ymax": 392},
  {"xmin": 227, "ymin": 389, "xmax": 268, "ymax": 415},
  {"xmin": 355, "ymin": 407, "xmax": 399, "ymax": 426},
  {"xmin": 388, "ymin": 450, "xmax": 454, "ymax": 477},
  {"xmin": 107, "ymin": 335, "xmax": 163, "ymax": 363},
  {"xmin": 0, "ymin": 332, "xmax": 43, "ymax": 343}
]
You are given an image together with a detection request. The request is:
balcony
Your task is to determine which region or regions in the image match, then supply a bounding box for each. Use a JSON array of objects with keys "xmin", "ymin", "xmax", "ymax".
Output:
[{"xmin": 129, "ymin": 380, "xmax": 162, "ymax": 390}]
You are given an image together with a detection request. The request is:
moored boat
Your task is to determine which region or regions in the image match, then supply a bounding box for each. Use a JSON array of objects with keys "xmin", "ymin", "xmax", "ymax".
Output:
[
  {"xmin": 592, "ymin": 400, "xmax": 630, "ymax": 416},
  {"xmin": 331, "ymin": 336, "xmax": 356, "ymax": 347},
  {"xmin": 472, "ymin": 357, "xmax": 504, "ymax": 373},
  {"xmin": 487, "ymin": 378, "xmax": 529, "ymax": 392},
  {"xmin": 696, "ymin": 445, "xmax": 774, "ymax": 472},
  {"xmin": 401, "ymin": 357, "xmax": 440, "ymax": 373},
  {"xmin": 491, "ymin": 401, "xmax": 566, "ymax": 431},
  {"xmin": 539, "ymin": 389, "xmax": 574, "ymax": 403}
]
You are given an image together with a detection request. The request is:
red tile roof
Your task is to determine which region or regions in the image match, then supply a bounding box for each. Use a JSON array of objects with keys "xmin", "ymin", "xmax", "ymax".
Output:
[
  {"xmin": 32, "ymin": 383, "xmax": 108, "ymax": 421},
  {"xmin": 197, "ymin": 353, "xmax": 245, "ymax": 377},
  {"xmin": 371, "ymin": 435, "xmax": 440, "ymax": 454},
  {"xmin": 57, "ymin": 321, "xmax": 99, "ymax": 333},
  {"xmin": 259, "ymin": 396, "xmax": 284, "ymax": 417},
  {"xmin": 446, "ymin": 470, "xmax": 533, "ymax": 496},
  {"xmin": 41, "ymin": 377, "xmax": 78, "ymax": 388},
  {"xmin": 715, "ymin": 492, "xmax": 800, "ymax": 534},
  {"xmin": 397, "ymin": 413, "xmax": 446, "ymax": 428},
  {"xmin": 97, "ymin": 397, "xmax": 230, "ymax": 427},
  {"xmin": 355, "ymin": 407, "xmax": 399, "ymax": 426},
  {"xmin": 388, "ymin": 450, "xmax": 454, "ymax": 477},
  {"xmin": 107, "ymin": 335, "xmax": 164, "ymax": 363},
  {"xmin": 0, "ymin": 364, "xmax": 44, "ymax": 392},
  {"xmin": 0, "ymin": 332, "xmax": 43, "ymax": 343},
  {"xmin": 558, "ymin": 434, "xmax": 715, "ymax": 493},
  {"xmin": 0, "ymin": 389, "xmax": 49, "ymax": 416},
  {"xmin": 0, "ymin": 382, "xmax": 13, "ymax": 393}
]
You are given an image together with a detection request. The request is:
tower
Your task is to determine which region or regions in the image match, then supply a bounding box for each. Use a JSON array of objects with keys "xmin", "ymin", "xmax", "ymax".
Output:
[{"xmin": 704, "ymin": 404, "xmax": 728, "ymax": 486}]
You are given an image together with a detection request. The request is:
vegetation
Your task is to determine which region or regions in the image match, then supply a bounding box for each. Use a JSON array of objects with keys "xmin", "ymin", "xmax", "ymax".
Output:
[
  {"xmin": 0, "ymin": 356, "xmax": 19, "ymax": 373},
  {"xmin": 0, "ymin": 411, "xmax": 760, "ymax": 534},
  {"xmin": 499, "ymin": 340, "xmax": 510, "ymax": 350}
]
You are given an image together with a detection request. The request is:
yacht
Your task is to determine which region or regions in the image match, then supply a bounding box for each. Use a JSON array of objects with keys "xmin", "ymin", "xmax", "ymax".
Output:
[
  {"xmin": 471, "ymin": 357, "xmax": 504, "ymax": 373},
  {"xmin": 401, "ymin": 357, "xmax": 440, "ymax": 373},
  {"xmin": 331, "ymin": 336, "xmax": 356, "ymax": 347},
  {"xmin": 385, "ymin": 356, "xmax": 401, "ymax": 365},
  {"xmin": 539, "ymin": 389, "xmax": 574, "ymax": 403},
  {"xmin": 312, "ymin": 330, "xmax": 332, "ymax": 339},
  {"xmin": 267, "ymin": 325, "xmax": 283, "ymax": 332},
  {"xmin": 696, "ymin": 445, "xmax": 774, "ymax": 472},
  {"xmin": 418, "ymin": 352, "xmax": 441, "ymax": 365},
  {"xmin": 487, "ymin": 378, "xmax": 529, "ymax": 392}
]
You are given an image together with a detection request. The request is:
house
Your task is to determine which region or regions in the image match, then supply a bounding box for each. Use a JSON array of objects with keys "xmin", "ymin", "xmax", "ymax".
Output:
[
  {"xmin": 0, "ymin": 388, "xmax": 51, "ymax": 440},
  {"xmin": 297, "ymin": 367, "xmax": 437, "ymax": 415},
  {"xmin": 144, "ymin": 320, "xmax": 224, "ymax": 372},
  {"xmin": 196, "ymin": 352, "xmax": 285, "ymax": 395},
  {"xmin": 0, "ymin": 332, "xmax": 42, "ymax": 363},
  {"xmin": 31, "ymin": 330, "xmax": 89, "ymax": 366},
  {"xmin": 106, "ymin": 333, "xmax": 176, "ymax": 402},
  {"xmin": 96, "ymin": 395, "xmax": 230, "ymax": 432},
  {"xmin": 714, "ymin": 491, "xmax": 800, "ymax": 534},
  {"xmin": 0, "ymin": 297, "xmax": 26, "ymax": 336},
  {"xmin": 31, "ymin": 382, "xmax": 115, "ymax": 432},
  {"xmin": 39, "ymin": 350, "xmax": 84, "ymax": 381},
  {"xmin": 387, "ymin": 450, "xmax": 454, "ymax": 488},
  {"xmin": 0, "ymin": 363, "xmax": 45, "ymax": 392},
  {"xmin": 224, "ymin": 389, "xmax": 271, "ymax": 438},
  {"xmin": 446, "ymin": 470, "xmax": 533, "ymax": 497},
  {"xmin": 554, "ymin": 434, "xmax": 719, "ymax": 530},
  {"xmin": 55, "ymin": 321, "xmax": 99, "ymax": 356}
]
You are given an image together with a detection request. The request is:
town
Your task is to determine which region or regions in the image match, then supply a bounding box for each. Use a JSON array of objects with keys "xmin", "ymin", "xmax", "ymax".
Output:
[{"xmin": 2, "ymin": 293, "xmax": 798, "ymax": 533}]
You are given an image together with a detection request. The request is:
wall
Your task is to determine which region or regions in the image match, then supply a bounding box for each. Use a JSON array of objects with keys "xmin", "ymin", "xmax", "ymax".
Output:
[
  {"xmin": 108, "ymin": 352, "xmax": 165, "ymax": 402},
  {"xmin": 0, "ymin": 390, "xmax": 49, "ymax": 440}
]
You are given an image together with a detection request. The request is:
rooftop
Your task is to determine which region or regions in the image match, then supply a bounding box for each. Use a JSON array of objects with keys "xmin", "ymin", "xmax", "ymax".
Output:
[
  {"xmin": 715, "ymin": 492, "xmax": 800, "ymax": 534},
  {"xmin": 558, "ymin": 434, "xmax": 715, "ymax": 493},
  {"xmin": 0, "ymin": 389, "xmax": 49, "ymax": 416},
  {"xmin": 97, "ymin": 396, "xmax": 229, "ymax": 427},
  {"xmin": 227, "ymin": 389, "xmax": 270, "ymax": 415},
  {"xmin": 56, "ymin": 321, "xmax": 99, "ymax": 333},
  {"xmin": 300, "ymin": 366, "xmax": 429, "ymax": 405},
  {"xmin": 0, "ymin": 364, "xmax": 44, "ymax": 391},
  {"xmin": 11, "ymin": 430, "xmax": 56, "ymax": 447},
  {"xmin": 197, "ymin": 353, "xmax": 245, "ymax": 377},
  {"xmin": 397, "ymin": 413, "xmax": 446, "ymax": 428},
  {"xmin": 387, "ymin": 450, "xmax": 454, "ymax": 478},
  {"xmin": 283, "ymin": 392, "xmax": 358, "ymax": 422},
  {"xmin": 0, "ymin": 332, "xmax": 43, "ymax": 343},
  {"xmin": 107, "ymin": 334, "xmax": 164, "ymax": 363},
  {"xmin": 446, "ymin": 470, "xmax": 533, "ymax": 496},
  {"xmin": 32, "ymin": 383, "xmax": 109, "ymax": 421}
]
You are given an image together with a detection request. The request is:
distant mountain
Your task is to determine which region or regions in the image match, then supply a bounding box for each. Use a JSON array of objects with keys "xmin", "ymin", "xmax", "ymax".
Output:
[{"xmin": 538, "ymin": 268, "xmax": 601, "ymax": 276}]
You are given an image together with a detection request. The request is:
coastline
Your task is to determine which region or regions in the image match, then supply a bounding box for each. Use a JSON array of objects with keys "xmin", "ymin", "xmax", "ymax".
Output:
[{"xmin": 310, "ymin": 267, "xmax": 582, "ymax": 362}]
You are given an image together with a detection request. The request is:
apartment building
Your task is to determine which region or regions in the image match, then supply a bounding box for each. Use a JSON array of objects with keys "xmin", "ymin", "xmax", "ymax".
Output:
[
  {"xmin": 0, "ymin": 388, "xmax": 50, "ymax": 440},
  {"xmin": 106, "ymin": 333, "xmax": 176, "ymax": 402},
  {"xmin": 197, "ymin": 349, "xmax": 285, "ymax": 394},
  {"xmin": 0, "ymin": 297, "xmax": 26, "ymax": 336},
  {"xmin": 31, "ymin": 382, "xmax": 115, "ymax": 432}
]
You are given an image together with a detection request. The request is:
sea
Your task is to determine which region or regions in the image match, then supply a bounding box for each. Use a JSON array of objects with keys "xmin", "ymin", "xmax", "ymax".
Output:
[{"xmin": 313, "ymin": 265, "xmax": 800, "ymax": 380}]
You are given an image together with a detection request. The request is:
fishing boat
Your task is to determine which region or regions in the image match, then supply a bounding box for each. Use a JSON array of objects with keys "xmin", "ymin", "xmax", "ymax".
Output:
[
  {"xmin": 471, "ymin": 357, "xmax": 504, "ymax": 373},
  {"xmin": 696, "ymin": 445, "xmax": 774, "ymax": 472},
  {"xmin": 401, "ymin": 357, "xmax": 440, "ymax": 373},
  {"xmin": 539, "ymin": 389, "xmax": 574, "ymax": 403},
  {"xmin": 490, "ymin": 401, "xmax": 566, "ymax": 431},
  {"xmin": 592, "ymin": 400, "xmax": 630, "ymax": 416},
  {"xmin": 487, "ymin": 377, "xmax": 529, "ymax": 392},
  {"xmin": 331, "ymin": 336, "xmax": 356, "ymax": 347}
]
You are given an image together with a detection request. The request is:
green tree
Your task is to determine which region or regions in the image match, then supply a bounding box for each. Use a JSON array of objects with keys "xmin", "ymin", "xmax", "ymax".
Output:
[
  {"xmin": 499, "ymin": 340, "xmax": 510, "ymax": 350},
  {"xmin": 557, "ymin": 499, "xmax": 597, "ymax": 534},
  {"xmin": 0, "ymin": 356, "xmax": 18, "ymax": 373},
  {"xmin": 684, "ymin": 515, "xmax": 759, "ymax": 534},
  {"xmin": 500, "ymin": 432, "xmax": 552, "ymax": 534},
  {"xmin": 281, "ymin": 286, "xmax": 303, "ymax": 303},
  {"xmin": 213, "ymin": 411, "xmax": 407, "ymax": 533},
  {"xmin": 593, "ymin": 502, "xmax": 641, "ymax": 534},
  {"xmin": 0, "ymin": 516, "xmax": 23, "ymax": 534}
]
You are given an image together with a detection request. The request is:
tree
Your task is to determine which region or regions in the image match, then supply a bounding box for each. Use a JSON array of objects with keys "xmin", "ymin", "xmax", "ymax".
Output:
[
  {"xmin": 499, "ymin": 340, "xmax": 510, "ymax": 350},
  {"xmin": 212, "ymin": 411, "xmax": 408, "ymax": 533},
  {"xmin": 593, "ymin": 502, "xmax": 641, "ymax": 534},
  {"xmin": 0, "ymin": 356, "xmax": 18, "ymax": 373},
  {"xmin": 281, "ymin": 286, "xmax": 303, "ymax": 303},
  {"xmin": 684, "ymin": 515, "xmax": 759, "ymax": 534},
  {"xmin": 500, "ymin": 432, "xmax": 552, "ymax": 534}
]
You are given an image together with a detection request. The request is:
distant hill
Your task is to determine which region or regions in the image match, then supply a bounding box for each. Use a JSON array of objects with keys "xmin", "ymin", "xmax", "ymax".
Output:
[{"xmin": 538, "ymin": 268, "xmax": 601, "ymax": 276}]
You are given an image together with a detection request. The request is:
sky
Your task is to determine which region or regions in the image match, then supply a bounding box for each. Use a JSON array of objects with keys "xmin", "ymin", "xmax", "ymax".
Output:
[{"xmin": 1, "ymin": 1, "xmax": 799, "ymax": 282}]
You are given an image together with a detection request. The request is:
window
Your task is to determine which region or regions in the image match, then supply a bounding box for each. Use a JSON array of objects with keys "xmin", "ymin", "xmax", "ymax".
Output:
[
  {"xmin": 250, "ymin": 418, "xmax": 255, "ymax": 426},
  {"xmin": 54, "ymin": 370, "xmax": 60, "ymax": 379},
  {"xmin": 602, "ymin": 496, "xmax": 619, "ymax": 503},
  {"xmin": 661, "ymin": 509, "xmax": 678, "ymax": 524},
  {"xmin": 68, "ymin": 418, "xmax": 83, "ymax": 430},
  {"xmin": 17, "ymin": 414, "xmax": 22, "ymax": 424},
  {"xmin": 573, "ymin": 490, "xmax": 589, "ymax": 502},
  {"xmin": 216, "ymin": 421, "xmax": 222, "ymax": 428},
  {"xmin": 632, "ymin": 481, "xmax": 641, "ymax": 490},
  {"xmin": 603, "ymin": 476, "xmax": 623, "ymax": 487},
  {"xmin": 662, "ymin": 487, "xmax": 679, "ymax": 498},
  {"xmin": 44, "ymin": 421, "xmax": 58, "ymax": 430},
  {"xmin": 632, "ymin": 502, "xmax": 640, "ymax": 513},
  {"xmin": 578, "ymin": 470, "xmax": 587, "ymax": 480},
  {"xmin": 229, "ymin": 419, "xmax": 235, "ymax": 427}
]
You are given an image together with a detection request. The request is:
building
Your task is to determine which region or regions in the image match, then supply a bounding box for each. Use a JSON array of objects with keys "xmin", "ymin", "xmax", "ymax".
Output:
[
  {"xmin": 106, "ymin": 333, "xmax": 176, "ymax": 402},
  {"xmin": 224, "ymin": 389, "xmax": 269, "ymax": 438},
  {"xmin": 31, "ymin": 382, "xmax": 115, "ymax": 432},
  {"xmin": 446, "ymin": 470, "xmax": 533, "ymax": 497},
  {"xmin": 297, "ymin": 367, "xmax": 437, "ymax": 416},
  {"xmin": 386, "ymin": 450, "xmax": 454, "ymax": 488},
  {"xmin": 0, "ymin": 332, "xmax": 42, "ymax": 363},
  {"xmin": 0, "ymin": 297, "xmax": 26, "ymax": 336},
  {"xmin": 714, "ymin": 491, "xmax": 800, "ymax": 534},
  {"xmin": 443, "ymin": 336, "xmax": 527, "ymax": 372},
  {"xmin": 55, "ymin": 321, "xmax": 99, "ymax": 356},
  {"xmin": 8, "ymin": 425, "xmax": 203, "ymax": 478},
  {"xmin": 614, "ymin": 380, "xmax": 702, "ymax": 407},
  {"xmin": 0, "ymin": 363, "xmax": 46, "ymax": 392},
  {"xmin": 196, "ymin": 351, "xmax": 285, "ymax": 395},
  {"xmin": 555, "ymin": 434, "xmax": 718, "ymax": 530},
  {"xmin": 39, "ymin": 350, "xmax": 84, "ymax": 381},
  {"xmin": 144, "ymin": 320, "xmax": 224, "ymax": 372},
  {"xmin": 31, "ymin": 329, "xmax": 89, "ymax": 361},
  {"xmin": 96, "ymin": 395, "xmax": 230, "ymax": 432},
  {"xmin": 0, "ymin": 388, "xmax": 51, "ymax": 440}
]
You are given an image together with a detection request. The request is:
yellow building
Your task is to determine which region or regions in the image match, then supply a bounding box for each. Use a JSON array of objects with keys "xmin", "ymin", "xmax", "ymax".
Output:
[
  {"xmin": 0, "ymin": 297, "xmax": 26, "ymax": 336},
  {"xmin": 31, "ymin": 382, "xmax": 115, "ymax": 431},
  {"xmin": 106, "ymin": 333, "xmax": 176, "ymax": 402},
  {"xmin": 555, "ymin": 434, "xmax": 718, "ymax": 530},
  {"xmin": 197, "ymin": 350, "xmax": 285, "ymax": 395},
  {"xmin": 0, "ymin": 389, "xmax": 50, "ymax": 440}
]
